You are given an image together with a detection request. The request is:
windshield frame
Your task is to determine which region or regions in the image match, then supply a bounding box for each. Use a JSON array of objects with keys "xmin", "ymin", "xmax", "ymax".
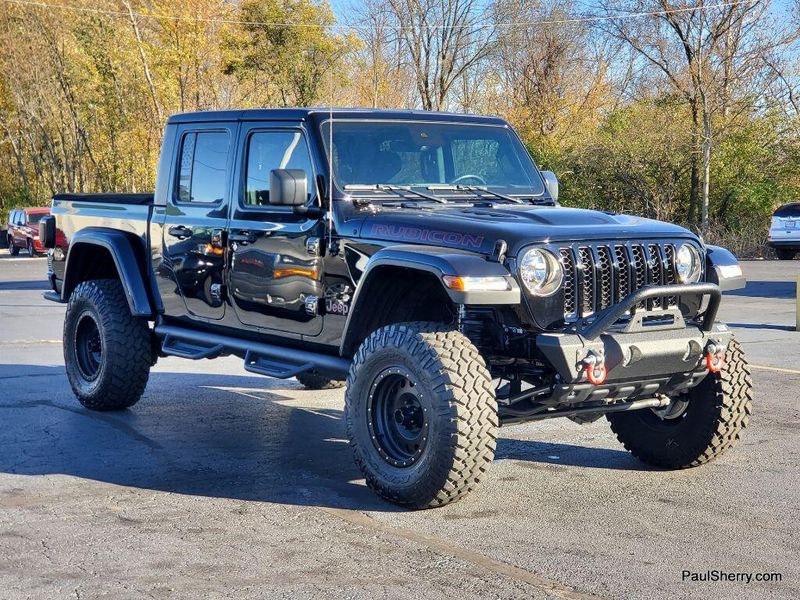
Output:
[{"xmin": 319, "ymin": 118, "xmax": 548, "ymax": 201}]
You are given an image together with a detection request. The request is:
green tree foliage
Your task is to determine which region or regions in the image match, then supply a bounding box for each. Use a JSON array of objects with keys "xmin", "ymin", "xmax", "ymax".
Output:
[{"xmin": 221, "ymin": 0, "xmax": 353, "ymax": 107}]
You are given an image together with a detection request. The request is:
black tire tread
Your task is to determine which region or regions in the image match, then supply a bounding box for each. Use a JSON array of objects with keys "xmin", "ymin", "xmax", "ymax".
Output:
[
  {"xmin": 345, "ymin": 322, "xmax": 498, "ymax": 508},
  {"xmin": 64, "ymin": 279, "xmax": 151, "ymax": 411},
  {"xmin": 608, "ymin": 338, "xmax": 752, "ymax": 468}
]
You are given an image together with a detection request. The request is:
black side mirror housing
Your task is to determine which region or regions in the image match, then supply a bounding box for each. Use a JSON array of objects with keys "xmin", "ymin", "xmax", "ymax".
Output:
[
  {"xmin": 39, "ymin": 215, "xmax": 56, "ymax": 248},
  {"xmin": 269, "ymin": 169, "xmax": 307, "ymax": 206},
  {"xmin": 541, "ymin": 170, "xmax": 559, "ymax": 204}
]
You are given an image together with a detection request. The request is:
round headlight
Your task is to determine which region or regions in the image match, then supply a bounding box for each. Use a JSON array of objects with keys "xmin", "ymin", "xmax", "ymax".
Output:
[
  {"xmin": 519, "ymin": 248, "xmax": 563, "ymax": 296},
  {"xmin": 675, "ymin": 243, "xmax": 702, "ymax": 283}
]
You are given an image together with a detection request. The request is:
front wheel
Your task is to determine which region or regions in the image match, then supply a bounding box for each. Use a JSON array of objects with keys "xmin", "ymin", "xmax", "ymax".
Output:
[
  {"xmin": 345, "ymin": 322, "xmax": 498, "ymax": 509},
  {"xmin": 607, "ymin": 338, "xmax": 752, "ymax": 468},
  {"xmin": 64, "ymin": 279, "xmax": 152, "ymax": 410}
]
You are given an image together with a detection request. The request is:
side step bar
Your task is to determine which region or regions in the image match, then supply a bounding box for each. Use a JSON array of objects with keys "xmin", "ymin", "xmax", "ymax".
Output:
[{"xmin": 154, "ymin": 323, "xmax": 351, "ymax": 379}]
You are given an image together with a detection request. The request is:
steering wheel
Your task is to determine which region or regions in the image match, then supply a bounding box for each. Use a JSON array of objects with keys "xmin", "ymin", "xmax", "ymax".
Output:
[{"xmin": 451, "ymin": 174, "xmax": 487, "ymax": 186}]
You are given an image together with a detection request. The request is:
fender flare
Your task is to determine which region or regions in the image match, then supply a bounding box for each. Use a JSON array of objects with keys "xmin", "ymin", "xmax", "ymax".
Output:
[
  {"xmin": 339, "ymin": 244, "xmax": 519, "ymax": 356},
  {"xmin": 705, "ymin": 244, "xmax": 746, "ymax": 291},
  {"xmin": 62, "ymin": 227, "xmax": 153, "ymax": 317}
]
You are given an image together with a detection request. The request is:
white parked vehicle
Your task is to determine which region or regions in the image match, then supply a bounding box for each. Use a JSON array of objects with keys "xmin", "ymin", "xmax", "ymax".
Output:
[{"xmin": 768, "ymin": 203, "xmax": 800, "ymax": 260}]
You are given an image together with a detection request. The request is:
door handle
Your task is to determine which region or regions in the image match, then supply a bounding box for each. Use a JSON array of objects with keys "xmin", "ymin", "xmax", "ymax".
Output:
[
  {"xmin": 229, "ymin": 231, "xmax": 257, "ymax": 244},
  {"xmin": 168, "ymin": 225, "xmax": 193, "ymax": 240}
]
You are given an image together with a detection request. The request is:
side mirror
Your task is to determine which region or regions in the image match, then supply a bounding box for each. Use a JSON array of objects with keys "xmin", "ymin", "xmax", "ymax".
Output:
[
  {"xmin": 269, "ymin": 169, "xmax": 308, "ymax": 206},
  {"xmin": 39, "ymin": 215, "xmax": 56, "ymax": 248},
  {"xmin": 541, "ymin": 170, "xmax": 559, "ymax": 203}
]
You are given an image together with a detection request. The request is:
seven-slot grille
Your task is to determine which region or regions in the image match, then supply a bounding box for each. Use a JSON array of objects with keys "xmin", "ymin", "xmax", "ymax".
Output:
[{"xmin": 558, "ymin": 242, "xmax": 680, "ymax": 322}]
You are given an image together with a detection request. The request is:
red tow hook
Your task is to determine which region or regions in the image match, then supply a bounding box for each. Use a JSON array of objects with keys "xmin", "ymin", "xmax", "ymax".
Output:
[
  {"xmin": 705, "ymin": 343, "xmax": 726, "ymax": 373},
  {"xmin": 583, "ymin": 352, "xmax": 607, "ymax": 385}
]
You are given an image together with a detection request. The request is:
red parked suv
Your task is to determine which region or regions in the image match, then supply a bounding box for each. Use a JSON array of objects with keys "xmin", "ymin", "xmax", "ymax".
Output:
[{"xmin": 6, "ymin": 207, "xmax": 49, "ymax": 256}]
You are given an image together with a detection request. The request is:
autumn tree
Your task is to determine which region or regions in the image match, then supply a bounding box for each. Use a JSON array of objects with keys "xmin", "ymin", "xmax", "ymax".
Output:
[{"xmin": 222, "ymin": 0, "xmax": 353, "ymax": 107}]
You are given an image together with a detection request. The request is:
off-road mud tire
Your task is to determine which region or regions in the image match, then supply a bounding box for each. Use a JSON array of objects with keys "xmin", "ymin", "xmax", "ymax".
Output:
[
  {"xmin": 345, "ymin": 322, "xmax": 498, "ymax": 509},
  {"xmin": 296, "ymin": 371, "xmax": 345, "ymax": 390},
  {"xmin": 607, "ymin": 338, "xmax": 752, "ymax": 468},
  {"xmin": 64, "ymin": 279, "xmax": 151, "ymax": 411}
]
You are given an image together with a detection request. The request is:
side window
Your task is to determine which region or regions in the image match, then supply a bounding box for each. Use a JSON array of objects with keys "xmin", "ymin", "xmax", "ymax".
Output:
[
  {"xmin": 245, "ymin": 131, "xmax": 314, "ymax": 207},
  {"xmin": 176, "ymin": 131, "xmax": 230, "ymax": 204}
]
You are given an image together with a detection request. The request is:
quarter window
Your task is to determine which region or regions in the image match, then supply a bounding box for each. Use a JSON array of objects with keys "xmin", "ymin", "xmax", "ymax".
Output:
[
  {"xmin": 245, "ymin": 131, "xmax": 314, "ymax": 206},
  {"xmin": 176, "ymin": 131, "xmax": 230, "ymax": 204}
]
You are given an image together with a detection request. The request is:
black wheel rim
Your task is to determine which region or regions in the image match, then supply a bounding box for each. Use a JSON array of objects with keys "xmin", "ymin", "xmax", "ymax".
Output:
[
  {"xmin": 75, "ymin": 313, "xmax": 103, "ymax": 381},
  {"xmin": 367, "ymin": 367, "xmax": 428, "ymax": 468}
]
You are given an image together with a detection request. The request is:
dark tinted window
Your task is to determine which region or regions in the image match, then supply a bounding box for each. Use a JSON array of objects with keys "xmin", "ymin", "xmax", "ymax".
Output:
[
  {"xmin": 26, "ymin": 212, "xmax": 46, "ymax": 225},
  {"xmin": 176, "ymin": 131, "xmax": 230, "ymax": 203},
  {"xmin": 774, "ymin": 203, "xmax": 800, "ymax": 217},
  {"xmin": 321, "ymin": 121, "xmax": 544, "ymax": 195},
  {"xmin": 245, "ymin": 131, "xmax": 313, "ymax": 206}
]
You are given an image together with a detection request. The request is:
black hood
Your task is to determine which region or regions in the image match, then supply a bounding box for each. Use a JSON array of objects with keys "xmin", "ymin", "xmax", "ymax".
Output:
[{"xmin": 358, "ymin": 204, "xmax": 699, "ymax": 255}]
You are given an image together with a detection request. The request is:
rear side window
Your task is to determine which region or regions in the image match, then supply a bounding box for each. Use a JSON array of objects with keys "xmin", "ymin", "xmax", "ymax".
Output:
[
  {"xmin": 774, "ymin": 203, "xmax": 800, "ymax": 217},
  {"xmin": 244, "ymin": 131, "xmax": 314, "ymax": 207},
  {"xmin": 176, "ymin": 131, "xmax": 230, "ymax": 204}
]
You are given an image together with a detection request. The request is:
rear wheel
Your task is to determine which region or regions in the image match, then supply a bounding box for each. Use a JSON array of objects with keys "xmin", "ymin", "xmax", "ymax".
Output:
[
  {"xmin": 345, "ymin": 322, "xmax": 498, "ymax": 508},
  {"xmin": 607, "ymin": 339, "xmax": 752, "ymax": 468},
  {"xmin": 776, "ymin": 248, "xmax": 796, "ymax": 260},
  {"xmin": 64, "ymin": 279, "xmax": 152, "ymax": 411},
  {"xmin": 9, "ymin": 238, "xmax": 19, "ymax": 256},
  {"xmin": 296, "ymin": 371, "xmax": 345, "ymax": 390}
]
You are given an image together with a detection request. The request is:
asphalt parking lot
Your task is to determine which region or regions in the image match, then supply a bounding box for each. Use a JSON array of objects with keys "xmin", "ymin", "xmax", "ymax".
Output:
[{"xmin": 0, "ymin": 251, "xmax": 798, "ymax": 599}]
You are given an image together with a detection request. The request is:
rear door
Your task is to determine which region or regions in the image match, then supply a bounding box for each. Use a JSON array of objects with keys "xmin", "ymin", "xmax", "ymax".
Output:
[
  {"xmin": 227, "ymin": 123, "xmax": 325, "ymax": 337},
  {"xmin": 7, "ymin": 210, "xmax": 18, "ymax": 244},
  {"xmin": 161, "ymin": 123, "xmax": 236, "ymax": 321}
]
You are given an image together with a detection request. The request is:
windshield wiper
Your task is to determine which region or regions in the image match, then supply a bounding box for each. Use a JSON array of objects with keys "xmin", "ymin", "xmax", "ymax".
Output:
[
  {"xmin": 344, "ymin": 184, "xmax": 447, "ymax": 204},
  {"xmin": 427, "ymin": 184, "xmax": 525, "ymax": 204}
]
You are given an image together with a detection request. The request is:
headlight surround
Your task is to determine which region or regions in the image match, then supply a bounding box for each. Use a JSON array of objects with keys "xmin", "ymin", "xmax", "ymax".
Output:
[
  {"xmin": 675, "ymin": 243, "xmax": 702, "ymax": 283},
  {"xmin": 519, "ymin": 248, "xmax": 563, "ymax": 296}
]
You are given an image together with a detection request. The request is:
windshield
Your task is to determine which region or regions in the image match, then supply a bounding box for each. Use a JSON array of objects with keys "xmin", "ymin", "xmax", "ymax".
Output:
[{"xmin": 321, "ymin": 120, "xmax": 545, "ymax": 197}]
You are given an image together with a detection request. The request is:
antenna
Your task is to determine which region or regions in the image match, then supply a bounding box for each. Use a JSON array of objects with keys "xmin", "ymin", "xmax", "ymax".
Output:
[{"xmin": 327, "ymin": 71, "xmax": 334, "ymax": 253}]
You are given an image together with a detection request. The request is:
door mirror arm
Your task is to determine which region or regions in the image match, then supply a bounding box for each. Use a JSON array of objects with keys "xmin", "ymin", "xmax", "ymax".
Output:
[{"xmin": 293, "ymin": 205, "xmax": 325, "ymax": 218}]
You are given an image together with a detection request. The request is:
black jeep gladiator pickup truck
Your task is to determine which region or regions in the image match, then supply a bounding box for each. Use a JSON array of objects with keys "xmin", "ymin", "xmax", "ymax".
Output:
[{"xmin": 41, "ymin": 108, "xmax": 752, "ymax": 509}]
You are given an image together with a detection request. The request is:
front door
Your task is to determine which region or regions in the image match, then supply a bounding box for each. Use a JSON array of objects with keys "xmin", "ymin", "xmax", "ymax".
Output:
[
  {"xmin": 161, "ymin": 124, "xmax": 235, "ymax": 321},
  {"xmin": 227, "ymin": 125, "xmax": 324, "ymax": 337}
]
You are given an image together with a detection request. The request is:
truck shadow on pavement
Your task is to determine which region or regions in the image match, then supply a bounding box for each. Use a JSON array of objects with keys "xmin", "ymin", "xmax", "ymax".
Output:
[
  {"xmin": 0, "ymin": 279, "xmax": 50, "ymax": 291},
  {"xmin": 0, "ymin": 364, "xmax": 646, "ymax": 511},
  {"xmin": 724, "ymin": 280, "xmax": 796, "ymax": 299}
]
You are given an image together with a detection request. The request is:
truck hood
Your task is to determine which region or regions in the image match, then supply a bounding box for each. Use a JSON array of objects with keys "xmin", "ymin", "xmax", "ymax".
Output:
[{"xmin": 359, "ymin": 204, "xmax": 698, "ymax": 255}]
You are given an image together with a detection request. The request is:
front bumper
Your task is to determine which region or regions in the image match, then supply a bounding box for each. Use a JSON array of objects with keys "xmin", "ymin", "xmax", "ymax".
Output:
[{"xmin": 536, "ymin": 283, "xmax": 732, "ymax": 399}]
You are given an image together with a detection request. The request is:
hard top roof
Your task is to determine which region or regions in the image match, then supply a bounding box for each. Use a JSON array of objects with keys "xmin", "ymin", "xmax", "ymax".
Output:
[{"xmin": 167, "ymin": 108, "xmax": 508, "ymax": 126}]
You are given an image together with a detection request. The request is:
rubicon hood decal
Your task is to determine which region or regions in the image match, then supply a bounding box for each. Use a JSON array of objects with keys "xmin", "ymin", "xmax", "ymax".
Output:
[{"xmin": 369, "ymin": 223, "xmax": 485, "ymax": 250}]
